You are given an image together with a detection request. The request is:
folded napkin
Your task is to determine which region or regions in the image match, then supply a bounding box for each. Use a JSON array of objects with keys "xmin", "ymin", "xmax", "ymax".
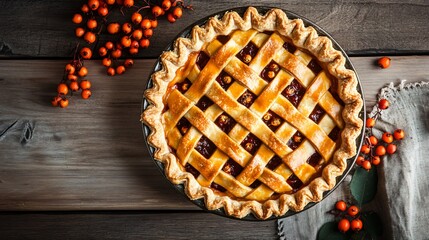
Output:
[{"xmin": 278, "ymin": 80, "xmax": 429, "ymax": 240}]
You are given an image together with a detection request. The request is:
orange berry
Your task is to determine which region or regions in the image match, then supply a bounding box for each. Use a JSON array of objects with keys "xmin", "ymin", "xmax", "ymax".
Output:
[
  {"xmin": 382, "ymin": 132, "xmax": 394, "ymax": 143},
  {"xmin": 75, "ymin": 27, "xmax": 85, "ymax": 37},
  {"xmin": 116, "ymin": 65, "xmax": 126, "ymax": 75},
  {"xmin": 139, "ymin": 39, "xmax": 150, "ymax": 48},
  {"xmin": 78, "ymin": 66, "xmax": 88, "ymax": 77},
  {"xmin": 360, "ymin": 144, "xmax": 370, "ymax": 154},
  {"xmin": 122, "ymin": 22, "xmax": 132, "ymax": 34},
  {"xmin": 150, "ymin": 19, "xmax": 158, "ymax": 28},
  {"xmin": 362, "ymin": 160, "xmax": 371, "ymax": 170},
  {"xmin": 131, "ymin": 12, "xmax": 142, "ymax": 24},
  {"xmin": 347, "ymin": 205, "xmax": 359, "ymax": 216},
  {"xmin": 378, "ymin": 57, "xmax": 391, "ymax": 69},
  {"xmin": 338, "ymin": 218, "xmax": 350, "ymax": 233},
  {"xmin": 57, "ymin": 83, "xmax": 68, "ymax": 95},
  {"xmin": 386, "ymin": 143, "xmax": 397, "ymax": 154},
  {"xmin": 107, "ymin": 22, "xmax": 120, "ymax": 34},
  {"xmin": 131, "ymin": 40, "xmax": 139, "ymax": 49},
  {"xmin": 80, "ymin": 47, "xmax": 93, "ymax": 59},
  {"xmin": 72, "ymin": 13, "xmax": 83, "ymax": 24},
  {"xmin": 59, "ymin": 98, "xmax": 69, "ymax": 108},
  {"xmin": 335, "ymin": 200, "xmax": 347, "ymax": 212},
  {"xmin": 378, "ymin": 99, "xmax": 389, "ymax": 110},
  {"xmin": 368, "ymin": 136, "xmax": 378, "ymax": 146},
  {"xmin": 105, "ymin": 41, "xmax": 114, "ymax": 50},
  {"xmin": 140, "ymin": 19, "xmax": 151, "ymax": 30},
  {"xmin": 152, "ymin": 6, "xmax": 163, "ymax": 17},
  {"xmin": 81, "ymin": 4, "xmax": 90, "ymax": 13},
  {"xmin": 123, "ymin": 0, "xmax": 134, "ymax": 7},
  {"xmin": 162, "ymin": 0, "xmax": 171, "ymax": 10},
  {"xmin": 106, "ymin": 0, "xmax": 115, "ymax": 4},
  {"xmin": 394, "ymin": 129, "xmax": 405, "ymax": 140},
  {"xmin": 98, "ymin": 47, "xmax": 107, "ymax": 57},
  {"xmin": 87, "ymin": 18, "xmax": 98, "ymax": 30},
  {"xmin": 129, "ymin": 47, "xmax": 139, "ymax": 55},
  {"xmin": 97, "ymin": 5, "xmax": 109, "ymax": 16},
  {"xmin": 121, "ymin": 36, "xmax": 132, "ymax": 48},
  {"xmin": 102, "ymin": 58, "xmax": 112, "ymax": 67},
  {"xmin": 68, "ymin": 74, "xmax": 78, "ymax": 81},
  {"xmin": 124, "ymin": 59, "xmax": 134, "ymax": 68},
  {"xmin": 366, "ymin": 118, "xmax": 376, "ymax": 128},
  {"xmin": 65, "ymin": 64, "xmax": 75, "ymax": 74},
  {"xmin": 356, "ymin": 155, "xmax": 365, "ymax": 166},
  {"xmin": 375, "ymin": 145, "xmax": 386, "ymax": 156},
  {"xmin": 83, "ymin": 31, "xmax": 96, "ymax": 44},
  {"xmin": 351, "ymin": 219, "xmax": 363, "ymax": 232},
  {"xmin": 88, "ymin": 0, "xmax": 100, "ymax": 10},
  {"xmin": 51, "ymin": 96, "xmax": 62, "ymax": 107},
  {"xmin": 172, "ymin": 7, "xmax": 182, "ymax": 19},
  {"xmin": 116, "ymin": 42, "xmax": 123, "ymax": 50},
  {"xmin": 371, "ymin": 156, "xmax": 381, "ymax": 166},
  {"xmin": 80, "ymin": 80, "xmax": 91, "ymax": 90},
  {"xmin": 107, "ymin": 67, "xmax": 116, "ymax": 76},
  {"xmin": 81, "ymin": 89, "xmax": 92, "ymax": 99},
  {"xmin": 69, "ymin": 81, "xmax": 79, "ymax": 91},
  {"xmin": 143, "ymin": 28, "xmax": 153, "ymax": 38},
  {"xmin": 167, "ymin": 13, "xmax": 176, "ymax": 23},
  {"xmin": 111, "ymin": 49, "xmax": 122, "ymax": 59}
]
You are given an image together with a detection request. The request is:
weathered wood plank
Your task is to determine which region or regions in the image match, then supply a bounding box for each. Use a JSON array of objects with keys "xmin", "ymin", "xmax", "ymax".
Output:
[
  {"xmin": 0, "ymin": 212, "xmax": 277, "ymax": 239},
  {"xmin": 0, "ymin": 56, "xmax": 428, "ymax": 211},
  {"xmin": 0, "ymin": 0, "xmax": 428, "ymax": 58}
]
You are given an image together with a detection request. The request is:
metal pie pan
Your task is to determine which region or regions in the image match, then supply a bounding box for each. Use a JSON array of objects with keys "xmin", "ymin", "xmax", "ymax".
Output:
[{"xmin": 141, "ymin": 6, "xmax": 366, "ymax": 221}]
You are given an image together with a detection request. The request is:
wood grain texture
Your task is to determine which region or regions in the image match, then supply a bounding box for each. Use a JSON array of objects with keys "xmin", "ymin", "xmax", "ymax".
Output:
[
  {"xmin": 0, "ymin": 0, "xmax": 428, "ymax": 58},
  {"xmin": 0, "ymin": 212, "xmax": 277, "ymax": 239},
  {"xmin": 0, "ymin": 56, "xmax": 428, "ymax": 211}
]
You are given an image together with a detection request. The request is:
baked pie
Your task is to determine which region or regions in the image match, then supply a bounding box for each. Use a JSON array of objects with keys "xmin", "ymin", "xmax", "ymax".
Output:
[{"xmin": 142, "ymin": 7, "xmax": 363, "ymax": 219}]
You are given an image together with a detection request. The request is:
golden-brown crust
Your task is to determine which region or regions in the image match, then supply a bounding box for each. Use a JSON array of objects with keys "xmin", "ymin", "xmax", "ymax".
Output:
[{"xmin": 142, "ymin": 7, "xmax": 363, "ymax": 219}]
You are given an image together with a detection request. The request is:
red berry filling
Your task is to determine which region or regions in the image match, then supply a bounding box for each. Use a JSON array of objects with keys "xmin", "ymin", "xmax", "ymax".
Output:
[
  {"xmin": 222, "ymin": 159, "xmax": 243, "ymax": 177},
  {"xmin": 176, "ymin": 117, "xmax": 191, "ymax": 135},
  {"xmin": 262, "ymin": 110, "xmax": 283, "ymax": 131},
  {"xmin": 185, "ymin": 163, "xmax": 199, "ymax": 178},
  {"xmin": 216, "ymin": 35, "xmax": 230, "ymax": 44},
  {"xmin": 196, "ymin": 51, "xmax": 210, "ymax": 70},
  {"xmin": 237, "ymin": 89, "xmax": 256, "ymax": 108},
  {"xmin": 282, "ymin": 79, "xmax": 306, "ymax": 107},
  {"xmin": 215, "ymin": 71, "xmax": 234, "ymax": 90},
  {"xmin": 307, "ymin": 59, "xmax": 322, "ymax": 74},
  {"xmin": 236, "ymin": 41, "xmax": 259, "ymax": 65},
  {"xmin": 283, "ymin": 41, "xmax": 296, "ymax": 53},
  {"xmin": 195, "ymin": 136, "xmax": 216, "ymax": 159},
  {"xmin": 287, "ymin": 131, "xmax": 305, "ymax": 150},
  {"xmin": 215, "ymin": 113, "xmax": 236, "ymax": 134},
  {"xmin": 196, "ymin": 96, "xmax": 213, "ymax": 112},
  {"xmin": 266, "ymin": 155, "xmax": 283, "ymax": 170},
  {"xmin": 260, "ymin": 60, "xmax": 280, "ymax": 82},
  {"xmin": 240, "ymin": 133, "xmax": 262, "ymax": 155},
  {"xmin": 286, "ymin": 174, "xmax": 303, "ymax": 192},
  {"xmin": 309, "ymin": 105, "xmax": 326, "ymax": 123}
]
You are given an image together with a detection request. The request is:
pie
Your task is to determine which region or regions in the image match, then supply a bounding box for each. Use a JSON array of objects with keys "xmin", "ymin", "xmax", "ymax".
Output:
[{"xmin": 142, "ymin": 7, "xmax": 363, "ymax": 219}]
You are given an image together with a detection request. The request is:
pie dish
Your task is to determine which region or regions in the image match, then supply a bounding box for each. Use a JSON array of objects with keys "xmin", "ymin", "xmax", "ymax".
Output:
[{"xmin": 142, "ymin": 7, "xmax": 363, "ymax": 219}]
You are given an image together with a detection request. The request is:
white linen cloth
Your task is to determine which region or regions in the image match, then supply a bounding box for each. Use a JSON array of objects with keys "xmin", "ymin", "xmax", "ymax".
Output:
[{"xmin": 278, "ymin": 80, "xmax": 429, "ymax": 240}]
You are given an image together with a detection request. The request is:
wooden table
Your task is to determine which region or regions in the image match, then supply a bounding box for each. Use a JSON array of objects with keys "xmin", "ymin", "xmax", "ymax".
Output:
[{"xmin": 1, "ymin": 1, "xmax": 428, "ymax": 239}]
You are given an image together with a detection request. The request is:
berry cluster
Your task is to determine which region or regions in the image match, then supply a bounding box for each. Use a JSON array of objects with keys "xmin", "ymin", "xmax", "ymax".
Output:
[
  {"xmin": 357, "ymin": 99, "xmax": 405, "ymax": 170},
  {"xmin": 52, "ymin": 0, "xmax": 192, "ymax": 108},
  {"xmin": 333, "ymin": 201, "xmax": 363, "ymax": 233}
]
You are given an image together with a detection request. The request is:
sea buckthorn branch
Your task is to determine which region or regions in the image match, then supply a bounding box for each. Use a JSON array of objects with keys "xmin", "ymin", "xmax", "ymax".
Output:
[
  {"xmin": 356, "ymin": 98, "xmax": 405, "ymax": 170},
  {"xmin": 52, "ymin": 0, "xmax": 193, "ymax": 108}
]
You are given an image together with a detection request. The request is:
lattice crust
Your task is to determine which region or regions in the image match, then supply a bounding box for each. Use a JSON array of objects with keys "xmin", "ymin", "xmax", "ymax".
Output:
[{"xmin": 142, "ymin": 7, "xmax": 363, "ymax": 219}]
